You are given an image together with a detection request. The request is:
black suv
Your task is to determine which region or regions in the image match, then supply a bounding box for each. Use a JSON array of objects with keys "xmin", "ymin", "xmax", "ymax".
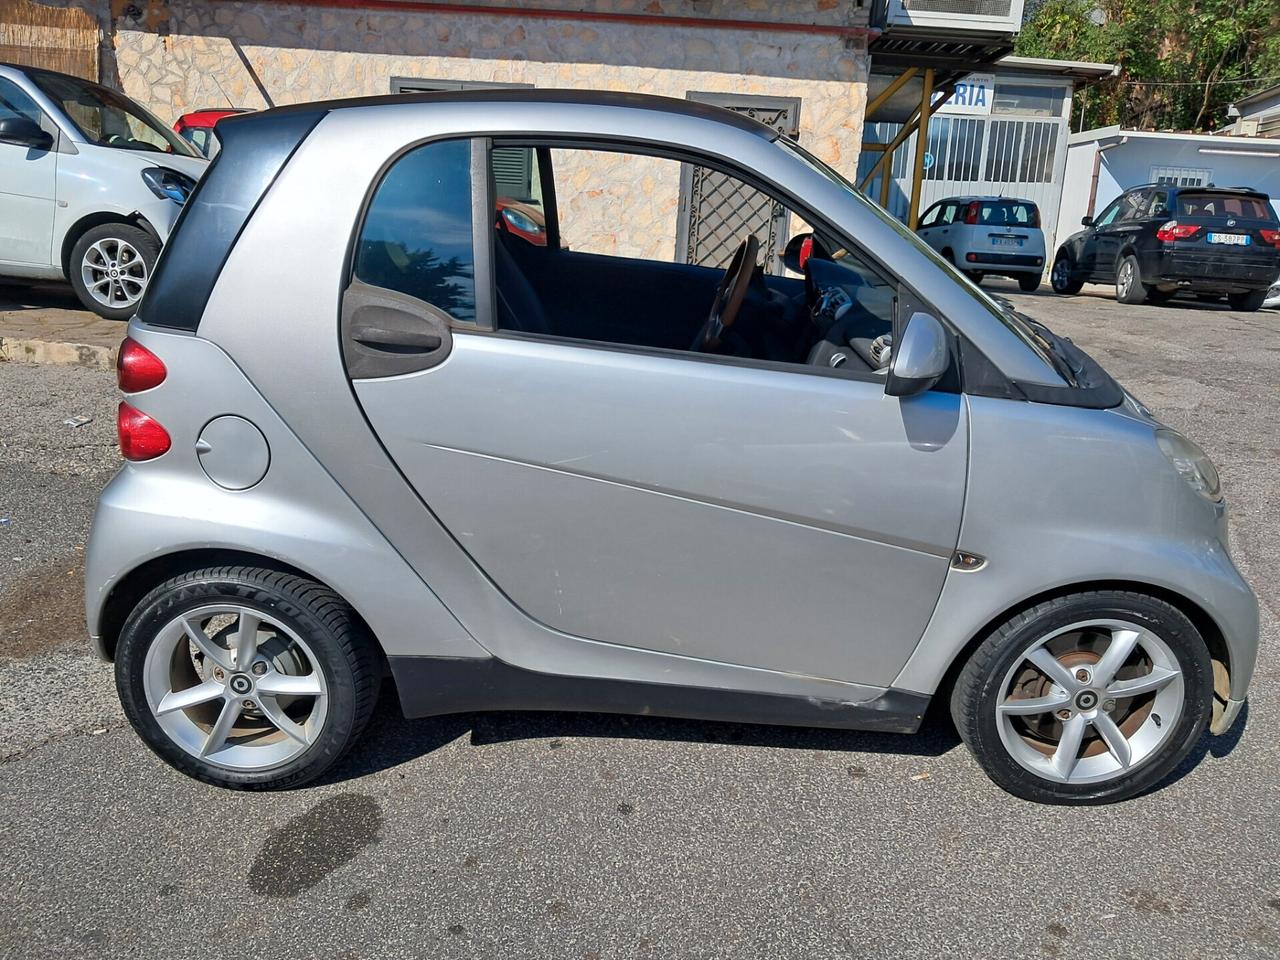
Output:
[{"xmin": 1050, "ymin": 184, "xmax": 1280, "ymax": 310}]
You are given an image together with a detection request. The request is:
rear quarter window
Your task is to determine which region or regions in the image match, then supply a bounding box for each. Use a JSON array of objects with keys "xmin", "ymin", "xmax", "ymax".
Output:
[{"xmin": 355, "ymin": 138, "xmax": 476, "ymax": 321}]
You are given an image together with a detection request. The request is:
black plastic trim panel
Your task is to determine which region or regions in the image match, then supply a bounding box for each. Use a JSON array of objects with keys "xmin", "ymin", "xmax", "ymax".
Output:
[
  {"xmin": 137, "ymin": 108, "xmax": 325, "ymax": 331},
  {"xmin": 387, "ymin": 655, "xmax": 930, "ymax": 733}
]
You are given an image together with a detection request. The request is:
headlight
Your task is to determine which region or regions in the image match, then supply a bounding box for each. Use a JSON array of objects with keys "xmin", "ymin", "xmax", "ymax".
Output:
[
  {"xmin": 1156, "ymin": 428, "xmax": 1222, "ymax": 501},
  {"xmin": 502, "ymin": 207, "xmax": 542, "ymax": 235},
  {"xmin": 141, "ymin": 167, "xmax": 196, "ymax": 203}
]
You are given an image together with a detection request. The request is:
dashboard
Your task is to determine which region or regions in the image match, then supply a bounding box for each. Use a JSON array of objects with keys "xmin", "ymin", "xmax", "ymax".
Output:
[{"xmin": 804, "ymin": 258, "xmax": 896, "ymax": 373}]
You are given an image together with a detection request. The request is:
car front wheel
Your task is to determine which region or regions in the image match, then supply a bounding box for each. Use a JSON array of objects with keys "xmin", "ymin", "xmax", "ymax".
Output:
[
  {"xmin": 115, "ymin": 566, "xmax": 381, "ymax": 789},
  {"xmin": 951, "ymin": 590, "xmax": 1212, "ymax": 804},
  {"xmin": 68, "ymin": 223, "xmax": 159, "ymax": 320},
  {"xmin": 1049, "ymin": 255, "xmax": 1083, "ymax": 294}
]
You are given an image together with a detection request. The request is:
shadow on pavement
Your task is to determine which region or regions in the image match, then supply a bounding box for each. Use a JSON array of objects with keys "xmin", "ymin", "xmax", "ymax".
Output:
[
  {"xmin": 320, "ymin": 687, "xmax": 963, "ymax": 786},
  {"xmin": 0, "ymin": 282, "xmax": 84, "ymax": 313}
]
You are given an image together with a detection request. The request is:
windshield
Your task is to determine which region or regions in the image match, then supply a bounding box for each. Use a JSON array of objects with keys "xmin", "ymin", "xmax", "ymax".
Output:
[
  {"xmin": 775, "ymin": 136, "xmax": 1065, "ymax": 379},
  {"xmin": 29, "ymin": 71, "xmax": 196, "ymax": 156}
]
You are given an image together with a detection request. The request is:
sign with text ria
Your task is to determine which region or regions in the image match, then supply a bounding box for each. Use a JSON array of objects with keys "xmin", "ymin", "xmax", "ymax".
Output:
[{"xmin": 936, "ymin": 73, "xmax": 995, "ymax": 116}]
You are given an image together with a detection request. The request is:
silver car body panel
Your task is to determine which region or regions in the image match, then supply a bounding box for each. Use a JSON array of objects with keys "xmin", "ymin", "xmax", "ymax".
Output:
[
  {"xmin": 86, "ymin": 92, "xmax": 1259, "ymax": 726},
  {"xmin": 84, "ymin": 324, "xmax": 485, "ymax": 662}
]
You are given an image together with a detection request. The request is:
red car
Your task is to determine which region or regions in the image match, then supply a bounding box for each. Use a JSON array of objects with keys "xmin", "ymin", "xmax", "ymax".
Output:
[
  {"xmin": 495, "ymin": 197, "xmax": 548, "ymax": 246},
  {"xmin": 173, "ymin": 108, "xmax": 251, "ymax": 158}
]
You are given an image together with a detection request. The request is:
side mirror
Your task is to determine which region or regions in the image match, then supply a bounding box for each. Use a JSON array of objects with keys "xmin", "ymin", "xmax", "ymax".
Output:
[
  {"xmin": 886, "ymin": 312, "xmax": 949, "ymax": 398},
  {"xmin": 0, "ymin": 115, "xmax": 53, "ymax": 151},
  {"xmin": 782, "ymin": 232, "xmax": 814, "ymax": 274},
  {"xmin": 1080, "ymin": 215, "xmax": 1094, "ymax": 227}
]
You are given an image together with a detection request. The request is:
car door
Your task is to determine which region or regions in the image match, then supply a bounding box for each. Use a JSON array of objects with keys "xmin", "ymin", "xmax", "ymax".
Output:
[
  {"xmin": 1077, "ymin": 197, "xmax": 1121, "ymax": 279},
  {"xmin": 342, "ymin": 138, "xmax": 968, "ymax": 687},
  {"xmin": 1092, "ymin": 191, "xmax": 1146, "ymax": 281},
  {"xmin": 0, "ymin": 77, "xmax": 57, "ymax": 267},
  {"xmin": 917, "ymin": 202, "xmax": 944, "ymax": 250}
]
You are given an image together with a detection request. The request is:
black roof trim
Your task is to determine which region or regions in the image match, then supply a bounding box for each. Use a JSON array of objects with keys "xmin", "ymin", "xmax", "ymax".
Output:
[{"xmin": 217, "ymin": 88, "xmax": 779, "ymax": 140}]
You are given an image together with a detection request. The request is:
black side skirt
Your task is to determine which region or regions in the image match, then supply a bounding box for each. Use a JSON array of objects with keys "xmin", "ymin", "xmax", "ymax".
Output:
[{"xmin": 388, "ymin": 656, "xmax": 929, "ymax": 735}]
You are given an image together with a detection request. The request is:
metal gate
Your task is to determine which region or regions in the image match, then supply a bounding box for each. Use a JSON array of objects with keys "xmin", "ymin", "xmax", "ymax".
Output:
[
  {"xmin": 859, "ymin": 109, "xmax": 1070, "ymax": 253},
  {"xmin": 677, "ymin": 93, "xmax": 801, "ymax": 270}
]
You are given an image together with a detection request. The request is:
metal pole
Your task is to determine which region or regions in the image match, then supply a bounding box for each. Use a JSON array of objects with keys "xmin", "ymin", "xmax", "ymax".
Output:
[{"xmin": 907, "ymin": 68, "xmax": 934, "ymax": 230}]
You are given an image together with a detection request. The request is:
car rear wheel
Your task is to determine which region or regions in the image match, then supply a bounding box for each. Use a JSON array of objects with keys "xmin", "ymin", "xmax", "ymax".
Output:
[
  {"xmin": 115, "ymin": 566, "xmax": 381, "ymax": 790},
  {"xmin": 951, "ymin": 590, "xmax": 1212, "ymax": 805},
  {"xmin": 964, "ymin": 270, "xmax": 985, "ymax": 284},
  {"xmin": 68, "ymin": 223, "xmax": 159, "ymax": 321},
  {"xmin": 1017, "ymin": 274, "xmax": 1040, "ymax": 292},
  {"xmin": 1114, "ymin": 254, "xmax": 1148, "ymax": 304},
  {"xmin": 1227, "ymin": 289, "xmax": 1267, "ymax": 312},
  {"xmin": 1049, "ymin": 255, "xmax": 1083, "ymax": 294}
]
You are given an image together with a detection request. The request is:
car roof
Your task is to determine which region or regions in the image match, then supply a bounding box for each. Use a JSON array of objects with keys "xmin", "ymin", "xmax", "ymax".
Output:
[
  {"xmin": 1127, "ymin": 183, "xmax": 1269, "ymax": 199},
  {"xmin": 219, "ymin": 88, "xmax": 780, "ymax": 140},
  {"xmin": 936, "ymin": 195, "xmax": 1037, "ymax": 205}
]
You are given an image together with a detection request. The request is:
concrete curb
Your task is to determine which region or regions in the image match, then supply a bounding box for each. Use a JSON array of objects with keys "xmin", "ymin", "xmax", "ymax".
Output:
[{"xmin": 0, "ymin": 336, "xmax": 117, "ymax": 371}]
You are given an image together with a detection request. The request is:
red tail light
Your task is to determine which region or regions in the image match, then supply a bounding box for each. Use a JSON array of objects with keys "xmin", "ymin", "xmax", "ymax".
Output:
[
  {"xmin": 1260, "ymin": 228, "xmax": 1280, "ymax": 248},
  {"xmin": 117, "ymin": 337, "xmax": 166, "ymax": 392},
  {"xmin": 117, "ymin": 401, "xmax": 171, "ymax": 461},
  {"xmin": 963, "ymin": 201, "xmax": 980, "ymax": 225},
  {"xmin": 1156, "ymin": 220, "xmax": 1200, "ymax": 243}
]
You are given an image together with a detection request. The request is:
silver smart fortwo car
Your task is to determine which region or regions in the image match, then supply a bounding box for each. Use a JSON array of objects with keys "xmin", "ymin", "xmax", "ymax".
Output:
[{"xmin": 85, "ymin": 91, "xmax": 1257, "ymax": 804}]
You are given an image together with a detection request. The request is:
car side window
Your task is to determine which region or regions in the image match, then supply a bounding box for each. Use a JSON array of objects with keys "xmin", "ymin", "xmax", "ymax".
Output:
[
  {"xmin": 1147, "ymin": 191, "xmax": 1169, "ymax": 218},
  {"xmin": 920, "ymin": 205, "xmax": 940, "ymax": 228},
  {"xmin": 354, "ymin": 138, "xmax": 476, "ymax": 322},
  {"xmin": 1117, "ymin": 191, "xmax": 1148, "ymax": 222},
  {"xmin": 1093, "ymin": 198, "xmax": 1123, "ymax": 228},
  {"xmin": 0, "ymin": 77, "xmax": 47, "ymax": 128}
]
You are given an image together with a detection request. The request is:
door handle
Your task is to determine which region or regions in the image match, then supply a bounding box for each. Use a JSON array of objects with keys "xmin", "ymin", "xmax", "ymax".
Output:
[{"xmin": 353, "ymin": 325, "xmax": 442, "ymax": 353}]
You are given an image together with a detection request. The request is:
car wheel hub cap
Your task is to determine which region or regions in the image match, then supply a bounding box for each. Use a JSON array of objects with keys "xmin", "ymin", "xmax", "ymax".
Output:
[
  {"xmin": 142, "ymin": 604, "xmax": 329, "ymax": 772},
  {"xmin": 996, "ymin": 619, "xmax": 1184, "ymax": 785},
  {"xmin": 81, "ymin": 238, "xmax": 148, "ymax": 309}
]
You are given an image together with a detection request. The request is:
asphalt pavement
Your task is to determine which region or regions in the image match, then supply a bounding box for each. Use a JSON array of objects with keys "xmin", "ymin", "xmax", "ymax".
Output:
[{"xmin": 1, "ymin": 283, "xmax": 1277, "ymax": 959}]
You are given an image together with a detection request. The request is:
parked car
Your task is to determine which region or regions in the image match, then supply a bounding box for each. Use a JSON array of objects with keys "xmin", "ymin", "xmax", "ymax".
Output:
[
  {"xmin": 0, "ymin": 64, "xmax": 207, "ymax": 319},
  {"xmin": 1051, "ymin": 184, "xmax": 1280, "ymax": 310},
  {"xmin": 917, "ymin": 196, "xmax": 1046, "ymax": 291},
  {"xmin": 89, "ymin": 90, "xmax": 1256, "ymax": 805},
  {"xmin": 494, "ymin": 196, "xmax": 548, "ymax": 246},
  {"xmin": 173, "ymin": 107, "xmax": 250, "ymax": 158},
  {"xmin": 1264, "ymin": 275, "xmax": 1280, "ymax": 311}
]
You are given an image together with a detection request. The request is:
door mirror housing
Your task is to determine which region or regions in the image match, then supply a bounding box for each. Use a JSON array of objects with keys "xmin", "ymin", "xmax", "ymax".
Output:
[
  {"xmin": 0, "ymin": 115, "xmax": 53, "ymax": 151},
  {"xmin": 885, "ymin": 312, "xmax": 949, "ymax": 398},
  {"xmin": 782, "ymin": 232, "xmax": 814, "ymax": 274},
  {"xmin": 1080, "ymin": 215, "xmax": 1094, "ymax": 227}
]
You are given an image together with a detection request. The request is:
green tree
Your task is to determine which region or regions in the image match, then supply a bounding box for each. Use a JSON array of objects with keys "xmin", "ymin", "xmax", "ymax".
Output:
[{"xmin": 1016, "ymin": 0, "xmax": 1280, "ymax": 131}]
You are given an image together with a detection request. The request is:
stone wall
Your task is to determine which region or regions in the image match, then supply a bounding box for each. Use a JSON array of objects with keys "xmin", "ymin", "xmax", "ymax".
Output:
[{"xmin": 104, "ymin": 0, "xmax": 869, "ymax": 262}]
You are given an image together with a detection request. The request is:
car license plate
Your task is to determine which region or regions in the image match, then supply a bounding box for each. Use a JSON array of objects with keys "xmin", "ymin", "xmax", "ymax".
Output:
[
  {"xmin": 991, "ymin": 237, "xmax": 1024, "ymax": 248},
  {"xmin": 1207, "ymin": 233, "xmax": 1249, "ymax": 245}
]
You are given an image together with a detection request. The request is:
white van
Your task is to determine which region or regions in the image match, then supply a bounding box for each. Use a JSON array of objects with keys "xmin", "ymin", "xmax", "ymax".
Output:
[{"xmin": 0, "ymin": 64, "xmax": 207, "ymax": 319}]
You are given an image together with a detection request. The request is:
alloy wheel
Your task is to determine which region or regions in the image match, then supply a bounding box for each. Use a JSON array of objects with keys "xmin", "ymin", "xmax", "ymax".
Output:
[
  {"xmin": 81, "ymin": 237, "xmax": 148, "ymax": 310},
  {"xmin": 1117, "ymin": 261, "xmax": 1134, "ymax": 298},
  {"xmin": 142, "ymin": 604, "xmax": 329, "ymax": 771},
  {"xmin": 995, "ymin": 619, "xmax": 1185, "ymax": 784},
  {"xmin": 1051, "ymin": 259, "xmax": 1070, "ymax": 289}
]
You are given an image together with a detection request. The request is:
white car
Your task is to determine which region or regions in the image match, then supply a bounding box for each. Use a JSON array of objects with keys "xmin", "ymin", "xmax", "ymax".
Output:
[
  {"xmin": 1265, "ymin": 276, "xmax": 1280, "ymax": 310},
  {"xmin": 0, "ymin": 63, "xmax": 207, "ymax": 319},
  {"xmin": 917, "ymin": 196, "xmax": 1047, "ymax": 291}
]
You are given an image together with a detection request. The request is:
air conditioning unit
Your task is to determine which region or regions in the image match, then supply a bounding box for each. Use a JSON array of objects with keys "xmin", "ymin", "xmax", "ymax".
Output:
[{"xmin": 872, "ymin": 0, "xmax": 1025, "ymax": 38}]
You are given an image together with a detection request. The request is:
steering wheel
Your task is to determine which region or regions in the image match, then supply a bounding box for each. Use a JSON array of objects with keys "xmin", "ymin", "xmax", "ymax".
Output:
[{"xmin": 691, "ymin": 234, "xmax": 759, "ymax": 353}]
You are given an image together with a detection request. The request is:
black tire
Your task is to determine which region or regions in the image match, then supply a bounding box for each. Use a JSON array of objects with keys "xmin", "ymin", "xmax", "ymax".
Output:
[
  {"xmin": 964, "ymin": 270, "xmax": 985, "ymax": 284},
  {"xmin": 1114, "ymin": 253, "xmax": 1148, "ymax": 304},
  {"xmin": 67, "ymin": 222, "xmax": 159, "ymax": 321},
  {"xmin": 950, "ymin": 590, "xmax": 1213, "ymax": 805},
  {"xmin": 1227, "ymin": 289, "xmax": 1267, "ymax": 312},
  {"xmin": 1016, "ymin": 273, "xmax": 1040, "ymax": 292},
  {"xmin": 115, "ymin": 566, "xmax": 381, "ymax": 790},
  {"xmin": 1049, "ymin": 254, "xmax": 1084, "ymax": 294}
]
